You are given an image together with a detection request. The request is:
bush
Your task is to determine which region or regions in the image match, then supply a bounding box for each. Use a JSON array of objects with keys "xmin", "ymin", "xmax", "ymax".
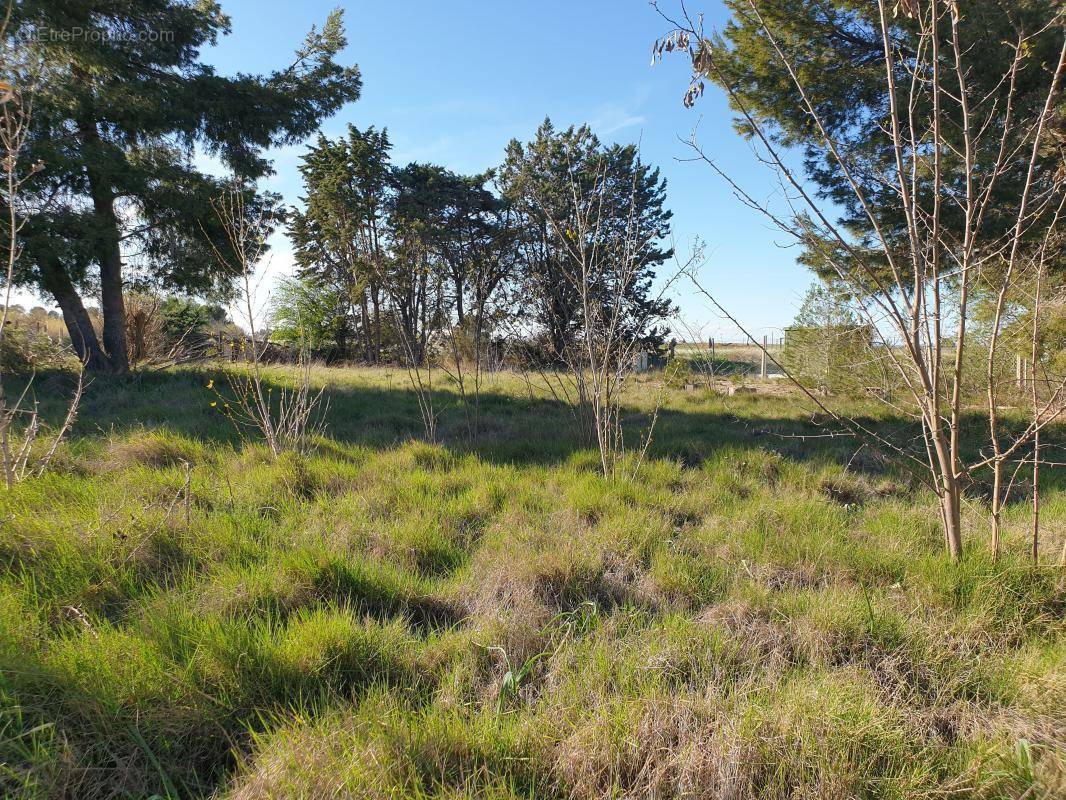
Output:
[
  {"xmin": 0, "ymin": 322, "xmax": 67, "ymax": 373},
  {"xmin": 663, "ymin": 358, "xmax": 694, "ymax": 389}
]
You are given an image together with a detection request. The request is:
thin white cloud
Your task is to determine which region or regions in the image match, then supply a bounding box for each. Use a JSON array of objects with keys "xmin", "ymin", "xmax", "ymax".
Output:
[
  {"xmin": 600, "ymin": 113, "xmax": 647, "ymax": 135},
  {"xmin": 590, "ymin": 103, "xmax": 646, "ymax": 136},
  {"xmin": 588, "ymin": 85, "xmax": 652, "ymax": 137}
]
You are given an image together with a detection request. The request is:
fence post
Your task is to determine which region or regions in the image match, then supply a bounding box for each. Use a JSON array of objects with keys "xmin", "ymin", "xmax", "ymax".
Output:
[{"xmin": 760, "ymin": 335, "xmax": 767, "ymax": 380}]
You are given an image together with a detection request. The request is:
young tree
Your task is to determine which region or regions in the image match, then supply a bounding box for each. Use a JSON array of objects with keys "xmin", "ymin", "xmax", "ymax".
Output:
[
  {"xmin": 268, "ymin": 276, "xmax": 347, "ymax": 352},
  {"xmin": 207, "ymin": 188, "xmax": 325, "ymax": 457},
  {"xmin": 401, "ymin": 167, "xmax": 518, "ymax": 439},
  {"xmin": 782, "ymin": 282, "xmax": 879, "ymax": 396},
  {"xmin": 655, "ymin": 0, "xmax": 1066, "ymax": 560},
  {"xmin": 438, "ymin": 172, "xmax": 519, "ymax": 440},
  {"xmin": 8, "ymin": 1, "xmax": 361, "ymax": 373},
  {"xmin": 500, "ymin": 120, "xmax": 679, "ymax": 475},
  {"xmin": 159, "ymin": 296, "xmax": 226, "ymax": 341}
]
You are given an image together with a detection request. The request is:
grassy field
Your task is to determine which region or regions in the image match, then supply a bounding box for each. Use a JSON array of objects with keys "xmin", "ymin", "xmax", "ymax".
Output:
[
  {"xmin": 673, "ymin": 342, "xmax": 786, "ymax": 378},
  {"xmin": 1, "ymin": 365, "xmax": 1064, "ymax": 799}
]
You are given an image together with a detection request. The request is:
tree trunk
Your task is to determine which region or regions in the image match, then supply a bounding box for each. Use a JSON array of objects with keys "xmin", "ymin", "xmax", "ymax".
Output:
[
  {"xmin": 88, "ymin": 184, "xmax": 129, "ymax": 373},
  {"xmin": 549, "ymin": 315, "xmax": 568, "ymax": 365},
  {"xmin": 336, "ymin": 326, "xmax": 348, "ymax": 363},
  {"xmin": 39, "ymin": 255, "xmax": 109, "ymax": 371},
  {"xmin": 990, "ymin": 463, "xmax": 1003, "ymax": 562},
  {"xmin": 928, "ymin": 405, "xmax": 964, "ymax": 561},
  {"xmin": 939, "ymin": 478, "xmax": 963, "ymax": 562},
  {"xmin": 371, "ymin": 284, "xmax": 382, "ymax": 363},
  {"xmin": 359, "ymin": 292, "xmax": 371, "ymax": 363},
  {"xmin": 453, "ymin": 266, "xmax": 465, "ymax": 326},
  {"xmin": 76, "ymin": 115, "xmax": 128, "ymax": 373}
]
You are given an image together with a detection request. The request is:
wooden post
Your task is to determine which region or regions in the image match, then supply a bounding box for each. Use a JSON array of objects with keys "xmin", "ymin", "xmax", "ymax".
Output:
[
  {"xmin": 710, "ymin": 338, "xmax": 715, "ymax": 390},
  {"xmin": 1016, "ymin": 354, "xmax": 1023, "ymax": 390},
  {"xmin": 760, "ymin": 335, "xmax": 767, "ymax": 380}
]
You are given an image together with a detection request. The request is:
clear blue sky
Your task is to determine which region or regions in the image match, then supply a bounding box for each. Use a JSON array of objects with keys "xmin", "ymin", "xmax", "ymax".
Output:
[{"xmin": 29, "ymin": 1, "xmax": 820, "ymax": 341}]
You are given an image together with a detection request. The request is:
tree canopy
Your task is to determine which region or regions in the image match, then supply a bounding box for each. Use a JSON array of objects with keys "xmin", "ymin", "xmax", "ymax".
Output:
[
  {"xmin": 282, "ymin": 118, "xmax": 676, "ymax": 365},
  {"xmin": 498, "ymin": 119, "xmax": 675, "ymax": 360},
  {"xmin": 699, "ymin": 0, "xmax": 1064, "ymax": 285},
  {"xmin": 7, "ymin": 0, "xmax": 361, "ymax": 371}
]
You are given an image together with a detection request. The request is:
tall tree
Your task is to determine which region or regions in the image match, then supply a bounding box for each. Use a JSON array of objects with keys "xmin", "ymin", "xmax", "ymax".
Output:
[
  {"xmin": 386, "ymin": 162, "xmax": 451, "ymax": 363},
  {"xmin": 420, "ymin": 168, "xmax": 510, "ymax": 327},
  {"xmin": 289, "ymin": 125, "xmax": 390, "ymax": 361},
  {"xmin": 691, "ymin": 0, "xmax": 1064, "ymax": 285},
  {"xmin": 498, "ymin": 119, "xmax": 675, "ymax": 361},
  {"xmin": 386, "ymin": 164, "xmax": 517, "ymax": 361},
  {"xmin": 6, "ymin": 0, "xmax": 360, "ymax": 372}
]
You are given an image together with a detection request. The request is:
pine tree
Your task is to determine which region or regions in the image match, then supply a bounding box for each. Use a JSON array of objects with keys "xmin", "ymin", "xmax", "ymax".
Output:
[
  {"xmin": 7, "ymin": 1, "xmax": 361, "ymax": 372},
  {"xmin": 498, "ymin": 119, "xmax": 675, "ymax": 361},
  {"xmin": 289, "ymin": 125, "xmax": 390, "ymax": 361},
  {"xmin": 699, "ymin": 0, "xmax": 1063, "ymax": 286}
]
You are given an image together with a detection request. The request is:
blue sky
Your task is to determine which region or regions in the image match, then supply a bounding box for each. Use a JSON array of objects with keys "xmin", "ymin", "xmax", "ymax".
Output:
[{"xmin": 27, "ymin": 1, "xmax": 820, "ymax": 341}]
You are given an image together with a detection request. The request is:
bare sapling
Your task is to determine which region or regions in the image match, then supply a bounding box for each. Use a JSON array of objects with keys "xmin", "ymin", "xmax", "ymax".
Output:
[
  {"xmin": 0, "ymin": 26, "xmax": 84, "ymax": 488},
  {"xmin": 441, "ymin": 263, "xmax": 512, "ymax": 444},
  {"xmin": 501, "ymin": 313, "xmax": 603, "ymax": 450},
  {"xmin": 124, "ymin": 291, "xmax": 212, "ymax": 369},
  {"xmin": 529, "ymin": 148, "xmax": 683, "ymax": 478},
  {"xmin": 654, "ymin": 0, "xmax": 1066, "ymax": 560},
  {"xmin": 1025, "ymin": 223, "xmax": 1065, "ymax": 564},
  {"xmin": 391, "ymin": 281, "xmax": 444, "ymax": 444},
  {"xmin": 400, "ymin": 326, "xmax": 441, "ymax": 444},
  {"xmin": 206, "ymin": 188, "xmax": 327, "ymax": 456},
  {"xmin": 442, "ymin": 325, "xmax": 475, "ymax": 443}
]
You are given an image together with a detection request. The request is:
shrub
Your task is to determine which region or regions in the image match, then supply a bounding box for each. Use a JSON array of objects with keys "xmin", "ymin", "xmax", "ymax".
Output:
[
  {"xmin": 662, "ymin": 358, "xmax": 694, "ymax": 389},
  {"xmin": 0, "ymin": 322, "xmax": 67, "ymax": 373}
]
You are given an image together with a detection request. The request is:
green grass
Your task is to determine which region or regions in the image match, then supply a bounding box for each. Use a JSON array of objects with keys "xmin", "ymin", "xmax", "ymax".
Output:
[{"xmin": 0, "ymin": 364, "xmax": 1063, "ymax": 798}]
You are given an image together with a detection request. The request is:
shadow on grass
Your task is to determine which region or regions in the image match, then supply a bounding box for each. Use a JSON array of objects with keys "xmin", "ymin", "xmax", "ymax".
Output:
[{"xmin": 22, "ymin": 366, "xmax": 1066, "ymax": 496}]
